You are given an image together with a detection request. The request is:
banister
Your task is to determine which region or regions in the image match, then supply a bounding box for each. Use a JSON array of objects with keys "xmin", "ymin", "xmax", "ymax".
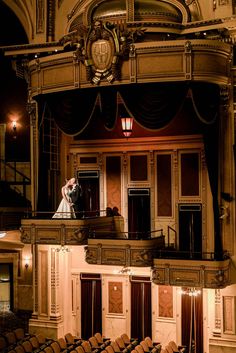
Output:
[{"xmin": 167, "ymin": 225, "xmax": 177, "ymax": 249}]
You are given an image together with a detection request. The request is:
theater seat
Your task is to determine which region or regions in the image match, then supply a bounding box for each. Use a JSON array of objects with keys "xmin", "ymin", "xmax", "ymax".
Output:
[
  {"xmin": 94, "ymin": 333, "xmax": 110, "ymax": 346},
  {"xmin": 22, "ymin": 340, "xmax": 34, "ymax": 352},
  {"xmin": 76, "ymin": 345, "xmax": 86, "ymax": 353},
  {"xmin": 4, "ymin": 331, "xmax": 17, "ymax": 346},
  {"xmin": 140, "ymin": 341, "xmax": 150, "ymax": 353},
  {"xmin": 14, "ymin": 346, "xmax": 25, "ymax": 353},
  {"xmin": 89, "ymin": 336, "xmax": 100, "ymax": 349},
  {"xmin": 13, "ymin": 328, "xmax": 25, "ymax": 341},
  {"xmin": 168, "ymin": 341, "xmax": 186, "ymax": 353},
  {"xmin": 65, "ymin": 333, "xmax": 81, "ymax": 345},
  {"xmin": 111, "ymin": 340, "xmax": 121, "ymax": 353}
]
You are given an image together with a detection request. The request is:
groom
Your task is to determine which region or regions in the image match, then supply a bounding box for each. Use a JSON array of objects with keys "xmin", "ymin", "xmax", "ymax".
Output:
[{"xmin": 71, "ymin": 180, "xmax": 82, "ymax": 218}]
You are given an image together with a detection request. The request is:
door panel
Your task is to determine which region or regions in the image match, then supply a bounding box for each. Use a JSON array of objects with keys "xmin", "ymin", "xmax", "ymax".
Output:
[
  {"xmin": 179, "ymin": 204, "xmax": 202, "ymax": 258},
  {"xmin": 131, "ymin": 280, "xmax": 151, "ymax": 340},
  {"xmin": 81, "ymin": 276, "xmax": 102, "ymax": 339},
  {"xmin": 128, "ymin": 189, "xmax": 150, "ymax": 239},
  {"xmin": 78, "ymin": 176, "xmax": 99, "ymax": 217}
]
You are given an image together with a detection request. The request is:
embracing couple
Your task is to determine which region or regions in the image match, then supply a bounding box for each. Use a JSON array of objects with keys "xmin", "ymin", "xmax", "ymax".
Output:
[{"xmin": 52, "ymin": 177, "xmax": 82, "ymax": 219}]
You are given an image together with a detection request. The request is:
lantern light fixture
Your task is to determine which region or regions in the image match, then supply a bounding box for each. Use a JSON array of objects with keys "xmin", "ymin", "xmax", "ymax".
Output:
[{"xmin": 121, "ymin": 116, "xmax": 133, "ymax": 137}]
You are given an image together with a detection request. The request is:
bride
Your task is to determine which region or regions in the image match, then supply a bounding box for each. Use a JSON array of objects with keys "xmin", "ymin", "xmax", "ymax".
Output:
[{"xmin": 52, "ymin": 178, "xmax": 76, "ymax": 218}]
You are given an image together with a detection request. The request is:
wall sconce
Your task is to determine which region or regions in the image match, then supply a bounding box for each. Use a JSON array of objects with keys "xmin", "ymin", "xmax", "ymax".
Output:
[
  {"xmin": 121, "ymin": 116, "xmax": 133, "ymax": 137},
  {"xmin": 12, "ymin": 121, "xmax": 17, "ymax": 139},
  {"xmin": 24, "ymin": 256, "xmax": 30, "ymax": 269},
  {"xmin": 12, "ymin": 121, "xmax": 17, "ymax": 131}
]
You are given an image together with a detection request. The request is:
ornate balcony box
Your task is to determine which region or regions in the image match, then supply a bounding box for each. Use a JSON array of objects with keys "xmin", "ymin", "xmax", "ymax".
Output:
[
  {"xmin": 152, "ymin": 258, "xmax": 231, "ymax": 289},
  {"xmin": 85, "ymin": 236, "xmax": 165, "ymax": 267},
  {"xmin": 20, "ymin": 216, "xmax": 125, "ymax": 245}
]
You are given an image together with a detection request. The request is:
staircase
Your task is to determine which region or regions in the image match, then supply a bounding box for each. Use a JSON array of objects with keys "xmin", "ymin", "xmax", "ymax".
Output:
[{"xmin": 0, "ymin": 159, "xmax": 31, "ymax": 230}]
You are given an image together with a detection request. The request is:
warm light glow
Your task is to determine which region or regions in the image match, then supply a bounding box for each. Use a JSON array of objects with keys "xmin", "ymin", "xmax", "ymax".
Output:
[
  {"xmin": 180, "ymin": 287, "xmax": 201, "ymax": 296},
  {"xmin": 0, "ymin": 232, "xmax": 6, "ymax": 239},
  {"xmin": 24, "ymin": 256, "xmax": 30, "ymax": 269},
  {"xmin": 12, "ymin": 121, "xmax": 17, "ymax": 130},
  {"xmin": 121, "ymin": 117, "xmax": 133, "ymax": 137}
]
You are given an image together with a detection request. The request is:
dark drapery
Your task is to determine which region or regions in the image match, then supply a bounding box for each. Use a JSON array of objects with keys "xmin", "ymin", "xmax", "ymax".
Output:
[
  {"xmin": 203, "ymin": 121, "xmax": 222, "ymax": 258},
  {"xmin": 131, "ymin": 281, "xmax": 151, "ymax": 340},
  {"xmin": 119, "ymin": 82, "xmax": 188, "ymax": 129},
  {"xmin": 99, "ymin": 86, "xmax": 117, "ymax": 130},
  {"xmin": 43, "ymin": 82, "xmax": 219, "ymax": 135},
  {"xmin": 45, "ymin": 89, "xmax": 99, "ymax": 135},
  {"xmin": 131, "ymin": 282, "xmax": 142, "ymax": 339},
  {"xmin": 81, "ymin": 278, "xmax": 102, "ymax": 339},
  {"xmin": 128, "ymin": 193, "xmax": 151, "ymax": 238},
  {"xmin": 191, "ymin": 83, "xmax": 219, "ymax": 125},
  {"xmin": 181, "ymin": 291, "xmax": 203, "ymax": 353},
  {"xmin": 192, "ymin": 83, "xmax": 222, "ymax": 257}
]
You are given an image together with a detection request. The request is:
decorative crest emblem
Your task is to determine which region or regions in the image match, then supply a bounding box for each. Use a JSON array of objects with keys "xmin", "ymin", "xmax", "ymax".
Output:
[{"xmin": 68, "ymin": 21, "xmax": 145, "ymax": 85}]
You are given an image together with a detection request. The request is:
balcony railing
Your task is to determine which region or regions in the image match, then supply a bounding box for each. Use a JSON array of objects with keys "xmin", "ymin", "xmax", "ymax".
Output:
[{"xmin": 17, "ymin": 211, "xmax": 233, "ymax": 288}]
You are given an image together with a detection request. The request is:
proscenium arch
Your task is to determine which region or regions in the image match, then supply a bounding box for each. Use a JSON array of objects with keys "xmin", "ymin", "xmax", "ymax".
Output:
[{"xmin": 2, "ymin": 0, "xmax": 33, "ymax": 42}]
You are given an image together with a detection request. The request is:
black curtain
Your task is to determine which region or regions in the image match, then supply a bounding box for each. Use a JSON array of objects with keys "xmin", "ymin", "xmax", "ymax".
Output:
[
  {"xmin": 93, "ymin": 280, "xmax": 102, "ymax": 335},
  {"xmin": 128, "ymin": 194, "xmax": 150, "ymax": 238},
  {"xmin": 119, "ymin": 82, "xmax": 188, "ymax": 129},
  {"xmin": 45, "ymin": 89, "xmax": 99, "ymax": 135},
  {"xmin": 203, "ymin": 121, "xmax": 222, "ymax": 258},
  {"xmin": 191, "ymin": 83, "xmax": 222, "ymax": 258},
  {"xmin": 131, "ymin": 281, "xmax": 151, "ymax": 340},
  {"xmin": 181, "ymin": 291, "xmax": 203, "ymax": 353},
  {"xmin": 81, "ymin": 279, "xmax": 92, "ymax": 339},
  {"xmin": 79, "ymin": 178, "xmax": 100, "ymax": 217},
  {"xmin": 81, "ymin": 278, "xmax": 102, "ymax": 339}
]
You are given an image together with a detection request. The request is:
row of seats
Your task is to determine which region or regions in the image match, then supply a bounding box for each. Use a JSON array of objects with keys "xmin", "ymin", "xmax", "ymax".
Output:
[
  {"xmin": 1, "ymin": 330, "xmax": 54, "ymax": 353},
  {"xmin": 1, "ymin": 328, "xmax": 185, "ymax": 353},
  {"xmin": 0, "ymin": 328, "xmax": 28, "ymax": 349}
]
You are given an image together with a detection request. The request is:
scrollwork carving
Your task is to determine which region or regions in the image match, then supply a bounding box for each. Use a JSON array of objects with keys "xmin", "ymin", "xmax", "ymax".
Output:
[
  {"xmin": 74, "ymin": 227, "xmax": 89, "ymax": 245},
  {"xmin": 136, "ymin": 250, "xmax": 153, "ymax": 266},
  {"xmin": 20, "ymin": 227, "xmax": 31, "ymax": 243},
  {"xmin": 62, "ymin": 20, "xmax": 145, "ymax": 85},
  {"xmin": 152, "ymin": 268, "xmax": 161, "ymax": 283},
  {"xmin": 84, "ymin": 246, "xmax": 97, "ymax": 263}
]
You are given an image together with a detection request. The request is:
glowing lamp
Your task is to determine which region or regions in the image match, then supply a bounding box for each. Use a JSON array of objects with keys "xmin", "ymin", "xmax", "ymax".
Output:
[{"xmin": 121, "ymin": 117, "xmax": 133, "ymax": 137}]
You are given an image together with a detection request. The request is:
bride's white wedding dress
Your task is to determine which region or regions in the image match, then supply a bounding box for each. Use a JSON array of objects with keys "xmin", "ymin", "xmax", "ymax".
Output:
[{"xmin": 53, "ymin": 186, "xmax": 76, "ymax": 218}]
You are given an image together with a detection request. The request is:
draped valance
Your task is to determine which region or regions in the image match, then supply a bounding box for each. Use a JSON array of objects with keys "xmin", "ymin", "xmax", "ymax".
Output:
[{"xmin": 43, "ymin": 82, "xmax": 220, "ymax": 136}]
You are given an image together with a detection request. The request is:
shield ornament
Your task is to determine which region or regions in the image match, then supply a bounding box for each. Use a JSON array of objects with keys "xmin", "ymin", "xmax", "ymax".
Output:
[
  {"xmin": 91, "ymin": 39, "xmax": 114, "ymax": 71},
  {"xmin": 85, "ymin": 21, "xmax": 119, "ymax": 84}
]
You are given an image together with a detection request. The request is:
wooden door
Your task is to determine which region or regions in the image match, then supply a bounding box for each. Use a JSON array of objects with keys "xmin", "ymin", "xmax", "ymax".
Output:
[
  {"xmin": 128, "ymin": 189, "xmax": 150, "ymax": 239},
  {"xmin": 80, "ymin": 274, "xmax": 102, "ymax": 339},
  {"xmin": 131, "ymin": 277, "xmax": 152, "ymax": 340}
]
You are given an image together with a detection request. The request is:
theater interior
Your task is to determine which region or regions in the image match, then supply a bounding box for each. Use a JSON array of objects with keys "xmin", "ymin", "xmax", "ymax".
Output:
[{"xmin": 0, "ymin": 1, "xmax": 236, "ymax": 353}]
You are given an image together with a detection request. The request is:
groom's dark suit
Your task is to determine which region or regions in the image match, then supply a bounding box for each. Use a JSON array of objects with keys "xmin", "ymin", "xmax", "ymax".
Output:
[{"xmin": 71, "ymin": 183, "xmax": 82, "ymax": 218}]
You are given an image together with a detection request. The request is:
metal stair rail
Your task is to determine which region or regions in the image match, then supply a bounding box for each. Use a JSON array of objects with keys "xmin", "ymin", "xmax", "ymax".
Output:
[{"xmin": 0, "ymin": 158, "xmax": 30, "ymax": 200}]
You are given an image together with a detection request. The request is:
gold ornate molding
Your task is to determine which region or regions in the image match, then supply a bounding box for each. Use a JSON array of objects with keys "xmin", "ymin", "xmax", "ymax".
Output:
[
  {"xmin": 85, "ymin": 236, "xmax": 165, "ymax": 267},
  {"xmin": 152, "ymin": 258, "xmax": 231, "ymax": 289},
  {"xmin": 20, "ymin": 216, "xmax": 124, "ymax": 245},
  {"xmin": 27, "ymin": 39, "xmax": 231, "ymax": 98}
]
